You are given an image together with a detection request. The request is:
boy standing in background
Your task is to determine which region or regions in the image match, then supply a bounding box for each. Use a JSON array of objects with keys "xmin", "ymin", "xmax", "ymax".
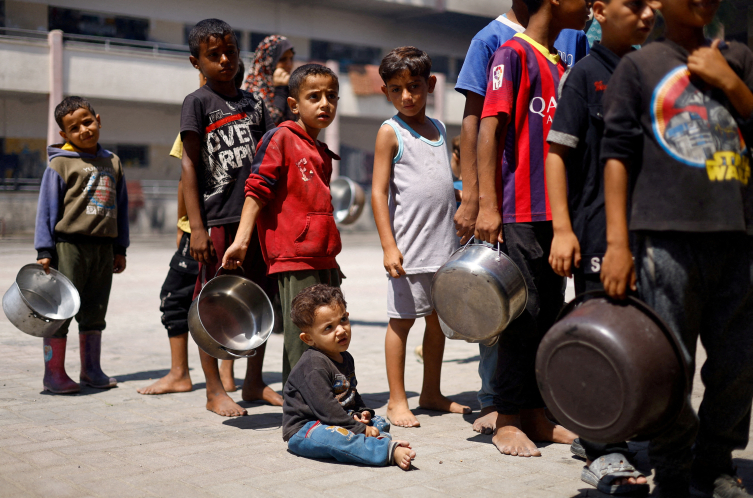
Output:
[
  {"xmin": 545, "ymin": 0, "xmax": 656, "ymax": 492},
  {"xmin": 454, "ymin": 0, "xmax": 589, "ymax": 434},
  {"xmin": 35, "ymin": 96, "xmax": 129, "ymax": 394},
  {"xmin": 181, "ymin": 19, "xmax": 281, "ymax": 416},
  {"xmin": 600, "ymin": 0, "xmax": 753, "ymax": 494},
  {"xmin": 371, "ymin": 47, "xmax": 470, "ymax": 428},
  {"xmin": 475, "ymin": 0, "xmax": 589, "ymax": 457}
]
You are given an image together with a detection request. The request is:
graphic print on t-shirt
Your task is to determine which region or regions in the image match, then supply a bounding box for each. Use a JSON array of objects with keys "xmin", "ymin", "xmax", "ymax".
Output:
[
  {"xmin": 201, "ymin": 96, "xmax": 265, "ymax": 201},
  {"xmin": 651, "ymin": 66, "xmax": 750, "ymax": 185},
  {"xmin": 84, "ymin": 167, "xmax": 117, "ymax": 218}
]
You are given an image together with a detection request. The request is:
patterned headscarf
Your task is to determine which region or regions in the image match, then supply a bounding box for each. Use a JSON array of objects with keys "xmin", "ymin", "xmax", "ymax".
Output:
[{"xmin": 243, "ymin": 35, "xmax": 294, "ymax": 125}]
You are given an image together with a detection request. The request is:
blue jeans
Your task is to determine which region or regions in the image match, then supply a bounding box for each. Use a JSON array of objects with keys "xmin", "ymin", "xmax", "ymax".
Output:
[
  {"xmin": 288, "ymin": 419, "xmax": 395, "ymax": 467},
  {"xmin": 477, "ymin": 343, "xmax": 499, "ymax": 409}
]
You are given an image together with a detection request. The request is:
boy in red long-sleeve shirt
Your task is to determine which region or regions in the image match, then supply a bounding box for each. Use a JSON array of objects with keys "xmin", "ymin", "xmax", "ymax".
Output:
[{"xmin": 223, "ymin": 64, "xmax": 343, "ymax": 386}]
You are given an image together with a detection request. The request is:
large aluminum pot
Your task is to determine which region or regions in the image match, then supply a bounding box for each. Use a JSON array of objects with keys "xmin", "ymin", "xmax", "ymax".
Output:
[
  {"xmin": 536, "ymin": 292, "xmax": 693, "ymax": 443},
  {"xmin": 330, "ymin": 176, "xmax": 365, "ymax": 225},
  {"xmin": 2, "ymin": 264, "xmax": 80, "ymax": 338},
  {"xmin": 188, "ymin": 268, "xmax": 274, "ymax": 360},
  {"xmin": 431, "ymin": 238, "xmax": 528, "ymax": 342}
]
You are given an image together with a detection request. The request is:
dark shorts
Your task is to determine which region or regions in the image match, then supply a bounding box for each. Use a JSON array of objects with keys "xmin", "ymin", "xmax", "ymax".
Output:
[
  {"xmin": 53, "ymin": 241, "xmax": 113, "ymax": 337},
  {"xmin": 160, "ymin": 232, "xmax": 198, "ymax": 338}
]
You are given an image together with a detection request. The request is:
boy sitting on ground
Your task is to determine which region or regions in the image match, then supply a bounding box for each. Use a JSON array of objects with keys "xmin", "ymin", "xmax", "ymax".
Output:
[
  {"xmin": 600, "ymin": 0, "xmax": 753, "ymax": 494},
  {"xmin": 222, "ymin": 64, "xmax": 344, "ymax": 386},
  {"xmin": 371, "ymin": 46, "xmax": 470, "ymax": 428},
  {"xmin": 545, "ymin": 0, "xmax": 657, "ymax": 492},
  {"xmin": 281, "ymin": 285, "xmax": 415, "ymax": 470},
  {"xmin": 35, "ymin": 96, "xmax": 129, "ymax": 394}
]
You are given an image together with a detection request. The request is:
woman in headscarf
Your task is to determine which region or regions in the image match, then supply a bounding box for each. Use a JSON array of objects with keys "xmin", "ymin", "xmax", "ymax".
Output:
[{"xmin": 243, "ymin": 35, "xmax": 295, "ymax": 125}]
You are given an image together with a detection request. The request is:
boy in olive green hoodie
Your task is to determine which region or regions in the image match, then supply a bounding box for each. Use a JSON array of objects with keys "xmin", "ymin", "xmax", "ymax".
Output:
[{"xmin": 34, "ymin": 96, "xmax": 129, "ymax": 394}]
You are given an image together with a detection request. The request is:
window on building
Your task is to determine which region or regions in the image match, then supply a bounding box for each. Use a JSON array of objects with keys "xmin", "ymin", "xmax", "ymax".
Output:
[
  {"xmin": 250, "ymin": 32, "xmax": 271, "ymax": 52},
  {"xmin": 309, "ymin": 40, "xmax": 381, "ymax": 69},
  {"xmin": 49, "ymin": 7, "xmax": 149, "ymax": 40},
  {"xmin": 103, "ymin": 144, "xmax": 149, "ymax": 168}
]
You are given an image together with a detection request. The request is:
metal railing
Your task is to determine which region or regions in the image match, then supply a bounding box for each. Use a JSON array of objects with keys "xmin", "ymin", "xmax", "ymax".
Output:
[{"xmin": 0, "ymin": 27, "xmax": 254, "ymax": 59}]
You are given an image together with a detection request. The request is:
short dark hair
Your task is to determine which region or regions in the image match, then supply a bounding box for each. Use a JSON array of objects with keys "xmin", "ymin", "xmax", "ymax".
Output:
[
  {"xmin": 520, "ymin": 0, "xmax": 546, "ymax": 15},
  {"xmin": 188, "ymin": 18, "xmax": 237, "ymax": 58},
  {"xmin": 235, "ymin": 59, "xmax": 245, "ymax": 89},
  {"xmin": 291, "ymin": 284, "xmax": 347, "ymax": 331},
  {"xmin": 54, "ymin": 96, "xmax": 96, "ymax": 130},
  {"xmin": 379, "ymin": 46, "xmax": 432, "ymax": 84},
  {"xmin": 288, "ymin": 63, "xmax": 339, "ymax": 99}
]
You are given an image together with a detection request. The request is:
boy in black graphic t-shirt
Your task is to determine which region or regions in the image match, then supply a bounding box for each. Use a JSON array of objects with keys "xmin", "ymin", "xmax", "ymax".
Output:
[
  {"xmin": 600, "ymin": 0, "xmax": 753, "ymax": 495},
  {"xmin": 180, "ymin": 18, "xmax": 281, "ymax": 417}
]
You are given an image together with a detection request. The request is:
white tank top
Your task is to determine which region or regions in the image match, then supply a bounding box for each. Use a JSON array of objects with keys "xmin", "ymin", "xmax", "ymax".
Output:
[{"xmin": 383, "ymin": 115, "xmax": 459, "ymax": 273}]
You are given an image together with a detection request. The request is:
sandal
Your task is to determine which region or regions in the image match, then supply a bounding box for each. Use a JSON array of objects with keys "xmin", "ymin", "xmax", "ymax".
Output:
[
  {"xmin": 581, "ymin": 452, "xmax": 649, "ymax": 496},
  {"xmin": 571, "ymin": 438, "xmax": 586, "ymax": 459}
]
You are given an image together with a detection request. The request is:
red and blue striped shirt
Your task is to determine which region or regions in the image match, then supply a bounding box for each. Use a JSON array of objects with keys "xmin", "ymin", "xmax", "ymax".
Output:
[{"xmin": 481, "ymin": 33, "xmax": 567, "ymax": 223}]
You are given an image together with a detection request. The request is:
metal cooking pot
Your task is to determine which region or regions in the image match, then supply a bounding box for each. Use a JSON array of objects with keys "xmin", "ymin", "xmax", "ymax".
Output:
[
  {"xmin": 188, "ymin": 267, "xmax": 274, "ymax": 360},
  {"xmin": 438, "ymin": 315, "xmax": 500, "ymax": 347},
  {"xmin": 2, "ymin": 264, "xmax": 80, "ymax": 338},
  {"xmin": 536, "ymin": 292, "xmax": 693, "ymax": 443},
  {"xmin": 330, "ymin": 176, "xmax": 365, "ymax": 225},
  {"xmin": 431, "ymin": 238, "xmax": 528, "ymax": 342}
]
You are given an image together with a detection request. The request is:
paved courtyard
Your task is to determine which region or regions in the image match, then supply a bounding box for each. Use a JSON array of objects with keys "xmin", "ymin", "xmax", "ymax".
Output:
[{"xmin": 0, "ymin": 232, "xmax": 751, "ymax": 497}]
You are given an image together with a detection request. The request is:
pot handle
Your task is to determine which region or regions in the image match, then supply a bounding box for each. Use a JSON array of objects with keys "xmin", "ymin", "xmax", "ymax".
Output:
[
  {"xmin": 201, "ymin": 265, "xmax": 246, "ymax": 288},
  {"xmin": 30, "ymin": 310, "xmax": 53, "ymax": 323},
  {"xmin": 461, "ymin": 235, "xmax": 503, "ymax": 261},
  {"xmin": 219, "ymin": 346, "xmax": 257, "ymax": 358}
]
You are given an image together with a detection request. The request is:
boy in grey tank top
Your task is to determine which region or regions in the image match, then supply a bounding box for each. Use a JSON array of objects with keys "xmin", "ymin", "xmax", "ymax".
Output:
[{"xmin": 371, "ymin": 47, "xmax": 471, "ymax": 429}]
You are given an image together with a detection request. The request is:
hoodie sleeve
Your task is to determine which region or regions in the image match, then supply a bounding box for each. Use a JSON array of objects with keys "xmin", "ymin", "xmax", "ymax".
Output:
[
  {"xmin": 34, "ymin": 167, "xmax": 65, "ymax": 261},
  {"xmin": 244, "ymin": 128, "xmax": 283, "ymax": 205},
  {"xmin": 114, "ymin": 174, "xmax": 130, "ymax": 256}
]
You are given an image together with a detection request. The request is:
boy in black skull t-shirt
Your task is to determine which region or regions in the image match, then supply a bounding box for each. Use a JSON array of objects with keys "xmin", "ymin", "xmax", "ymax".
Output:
[
  {"xmin": 180, "ymin": 19, "xmax": 280, "ymax": 417},
  {"xmin": 600, "ymin": 0, "xmax": 753, "ymax": 495}
]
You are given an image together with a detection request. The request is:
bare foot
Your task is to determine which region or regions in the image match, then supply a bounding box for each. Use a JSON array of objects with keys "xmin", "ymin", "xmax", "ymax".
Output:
[
  {"xmin": 473, "ymin": 406, "xmax": 498, "ymax": 435},
  {"xmin": 219, "ymin": 361, "xmax": 237, "ymax": 392},
  {"xmin": 492, "ymin": 415, "xmax": 541, "ymax": 457},
  {"xmin": 137, "ymin": 371, "xmax": 192, "ymax": 395},
  {"xmin": 241, "ymin": 382, "xmax": 283, "ymax": 406},
  {"xmin": 585, "ymin": 457, "xmax": 648, "ymax": 486},
  {"xmin": 392, "ymin": 441, "xmax": 416, "ymax": 470},
  {"xmin": 521, "ymin": 408, "xmax": 577, "ymax": 444},
  {"xmin": 418, "ymin": 393, "xmax": 471, "ymax": 415},
  {"xmin": 387, "ymin": 400, "xmax": 420, "ymax": 428},
  {"xmin": 206, "ymin": 393, "xmax": 247, "ymax": 417}
]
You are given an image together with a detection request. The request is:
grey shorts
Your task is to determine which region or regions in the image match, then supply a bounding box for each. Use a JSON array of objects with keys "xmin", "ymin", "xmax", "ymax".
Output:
[{"xmin": 387, "ymin": 272, "xmax": 435, "ymax": 319}]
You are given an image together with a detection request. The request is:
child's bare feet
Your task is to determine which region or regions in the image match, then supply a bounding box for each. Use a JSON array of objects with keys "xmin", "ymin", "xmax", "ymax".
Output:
[
  {"xmin": 418, "ymin": 393, "xmax": 471, "ymax": 415},
  {"xmin": 492, "ymin": 413, "xmax": 541, "ymax": 457},
  {"xmin": 472, "ymin": 406, "xmax": 498, "ymax": 434},
  {"xmin": 206, "ymin": 393, "xmax": 247, "ymax": 417},
  {"xmin": 392, "ymin": 441, "xmax": 416, "ymax": 470},
  {"xmin": 520, "ymin": 408, "xmax": 577, "ymax": 445},
  {"xmin": 219, "ymin": 360, "xmax": 237, "ymax": 392},
  {"xmin": 137, "ymin": 370, "xmax": 192, "ymax": 395},
  {"xmin": 387, "ymin": 400, "xmax": 420, "ymax": 428},
  {"xmin": 241, "ymin": 381, "xmax": 283, "ymax": 406}
]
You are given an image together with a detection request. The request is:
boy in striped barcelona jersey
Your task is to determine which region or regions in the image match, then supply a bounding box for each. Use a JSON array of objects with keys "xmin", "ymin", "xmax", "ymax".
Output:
[{"xmin": 474, "ymin": 0, "xmax": 591, "ymax": 457}]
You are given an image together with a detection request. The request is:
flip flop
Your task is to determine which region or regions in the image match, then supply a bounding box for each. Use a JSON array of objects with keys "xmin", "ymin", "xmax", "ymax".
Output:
[{"xmin": 581, "ymin": 452, "xmax": 649, "ymax": 496}]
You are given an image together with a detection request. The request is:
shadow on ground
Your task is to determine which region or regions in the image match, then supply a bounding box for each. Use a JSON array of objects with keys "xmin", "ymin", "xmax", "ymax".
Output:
[{"xmin": 222, "ymin": 412, "xmax": 283, "ymax": 430}]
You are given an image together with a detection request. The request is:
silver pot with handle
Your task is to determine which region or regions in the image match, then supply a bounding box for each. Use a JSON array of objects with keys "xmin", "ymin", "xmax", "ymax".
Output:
[
  {"xmin": 2, "ymin": 264, "xmax": 81, "ymax": 338},
  {"xmin": 330, "ymin": 176, "xmax": 365, "ymax": 225},
  {"xmin": 431, "ymin": 237, "xmax": 527, "ymax": 343},
  {"xmin": 188, "ymin": 267, "xmax": 274, "ymax": 360}
]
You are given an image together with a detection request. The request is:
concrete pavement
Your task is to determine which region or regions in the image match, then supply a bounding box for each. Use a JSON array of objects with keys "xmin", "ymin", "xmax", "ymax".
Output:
[{"xmin": 0, "ymin": 232, "xmax": 750, "ymax": 497}]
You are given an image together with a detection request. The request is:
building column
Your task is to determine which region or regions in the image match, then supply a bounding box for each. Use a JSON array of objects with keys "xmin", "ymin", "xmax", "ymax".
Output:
[
  {"xmin": 47, "ymin": 30, "xmax": 64, "ymax": 146},
  {"xmin": 325, "ymin": 59, "xmax": 340, "ymax": 178}
]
